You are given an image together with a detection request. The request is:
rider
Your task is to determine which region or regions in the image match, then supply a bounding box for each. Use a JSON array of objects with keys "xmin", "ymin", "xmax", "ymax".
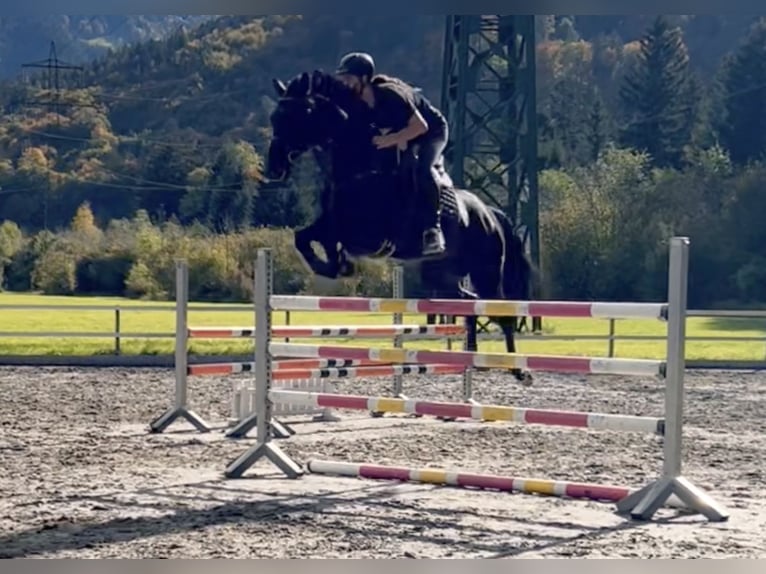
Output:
[{"xmin": 335, "ymin": 51, "xmax": 448, "ymax": 257}]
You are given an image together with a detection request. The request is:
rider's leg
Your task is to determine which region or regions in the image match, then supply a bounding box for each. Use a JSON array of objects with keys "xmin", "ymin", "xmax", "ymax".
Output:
[{"xmin": 417, "ymin": 133, "xmax": 447, "ymax": 255}]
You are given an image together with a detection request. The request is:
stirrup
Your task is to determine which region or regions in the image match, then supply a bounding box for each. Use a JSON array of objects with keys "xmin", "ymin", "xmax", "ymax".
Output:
[{"xmin": 422, "ymin": 228, "xmax": 445, "ymax": 255}]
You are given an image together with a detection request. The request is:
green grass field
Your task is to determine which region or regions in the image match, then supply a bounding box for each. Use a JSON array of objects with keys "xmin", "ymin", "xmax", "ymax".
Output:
[{"xmin": 1, "ymin": 291, "xmax": 765, "ymax": 360}]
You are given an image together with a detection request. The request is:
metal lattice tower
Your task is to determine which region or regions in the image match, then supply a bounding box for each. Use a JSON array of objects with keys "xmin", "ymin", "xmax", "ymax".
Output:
[
  {"xmin": 18, "ymin": 40, "xmax": 85, "ymax": 230},
  {"xmin": 441, "ymin": 15, "xmax": 540, "ymax": 286},
  {"xmin": 21, "ymin": 41, "xmax": 84, "ymax": 117}
]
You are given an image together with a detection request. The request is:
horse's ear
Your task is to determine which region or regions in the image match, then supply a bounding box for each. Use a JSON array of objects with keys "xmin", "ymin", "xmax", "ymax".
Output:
[{"xmin": 272, "ymin": 78, "xmax": 287, "ymax": 97}]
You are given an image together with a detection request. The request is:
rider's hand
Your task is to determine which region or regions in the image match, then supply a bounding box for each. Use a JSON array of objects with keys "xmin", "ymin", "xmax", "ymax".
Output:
[{"xmin": 373, "ymin": 134, "xmax": 399, "ymax": 149}]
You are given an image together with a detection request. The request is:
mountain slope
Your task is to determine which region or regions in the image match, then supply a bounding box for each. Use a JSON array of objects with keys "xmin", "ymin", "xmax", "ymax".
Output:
[
  {"xmin": 0, "ymin": 16, "xmax": 215, "ymax": 79},
  {"xmin": 0, "ymin": 14, "xmax": 763, "ymax": 234}
]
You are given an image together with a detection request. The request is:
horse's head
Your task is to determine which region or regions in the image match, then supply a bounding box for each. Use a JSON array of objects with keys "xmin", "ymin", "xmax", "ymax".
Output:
[{"xmin": 266, "ymin": 71, "xmax": 352, "ymax": 181}]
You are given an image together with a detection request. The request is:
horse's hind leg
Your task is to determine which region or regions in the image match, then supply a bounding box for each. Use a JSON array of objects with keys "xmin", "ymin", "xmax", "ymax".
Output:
[
  {"xmin": 469, "ymin": 259, "xmax": 532, "ymax": 385},
  {"xmin": 492, "ymin": 316, "xmax": 533, "ymax": 386}
]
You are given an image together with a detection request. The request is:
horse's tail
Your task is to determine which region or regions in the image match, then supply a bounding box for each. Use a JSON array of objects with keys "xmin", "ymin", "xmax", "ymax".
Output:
[{"xmin": 492, "ymin": 208, "xmax": 536, "ymax": 302}]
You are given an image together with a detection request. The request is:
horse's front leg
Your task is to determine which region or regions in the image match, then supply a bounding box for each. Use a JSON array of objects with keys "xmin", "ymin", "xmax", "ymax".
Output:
[
  {"xmin": 313, "ymin": 233, "xmax": 355, "ymax": 278},
  {"xmin": 294, "ymin": 224, "xmax": 340, "ymax": 279},
  {"xmin": 335, "ymin": 246, "xmax": 356, "ymax": 277}
]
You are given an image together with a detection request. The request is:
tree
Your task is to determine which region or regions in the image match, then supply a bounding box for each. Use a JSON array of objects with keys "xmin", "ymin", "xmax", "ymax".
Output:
[
  {"xmin": 539, "ymin": 146, "xmax": 665, "ymax": 301},
  {"xmin": 140, "ymin": 143, "xmax": 199, "ymax": 220},
  {"xmin": 555, "ymin": 17, "xmax": 579, "ymax": 42},
  {"xmin": 535, "ymin": 16, "xmax": 556, "ymax": 42},
  {"xmin": 718, "ymin": 18, "xmax": 766, "ymax": 165},
  {"xmin": 539, "ymin": 41, "xmax": 596, "ymax": 167},
  {"xmin": 71, "ymin": 202, "xmax": 97, "ymax": 233},
  {"xmin": 0, "ymin": 220, "xmax": 23, "ymax": 289},
  {"xmin": 257, "ymin": 154, "xmax": 317, "ymax": 228},
  {"xmin": 206, "ymin": 140, "xmax": 260, "ymax": 232},
  {"xmin": 586, "ymin": 88, "xmax": 612, "ymax": 162},
  {"xmin": 70, "ymin": 201, "xmax": 103, "ymax": 246},
  {"xmin": 547, "ymin": 75, "xmax": 591, "ymax": 166},
  {"xmin": 618, "ymin": 16, "xmax": 696, "ymax": 168}
]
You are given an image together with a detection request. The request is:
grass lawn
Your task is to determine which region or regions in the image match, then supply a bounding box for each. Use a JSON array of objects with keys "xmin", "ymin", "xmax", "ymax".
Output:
[{"xmin": 1, "ymin": 291, "xmax": 765, "ymax": 360}]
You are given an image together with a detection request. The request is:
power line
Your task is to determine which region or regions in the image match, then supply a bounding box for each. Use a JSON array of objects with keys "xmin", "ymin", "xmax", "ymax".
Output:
[
  {"xmin": 21, "ymin": 41, "xmax": 86, "ymax": 119},
  {"xmin": 17, "ymin": 127, "xmax": 226, "ymax": 149}
]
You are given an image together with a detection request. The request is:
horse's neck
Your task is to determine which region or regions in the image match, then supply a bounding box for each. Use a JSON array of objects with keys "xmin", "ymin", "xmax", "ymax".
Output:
[
  {"xmin": 308, "ymin": 80, "xmax": 401, "ymax": 181},
  {"xmin": 326, "ymin": 123, "xmax": 379, "ymax": 176}
]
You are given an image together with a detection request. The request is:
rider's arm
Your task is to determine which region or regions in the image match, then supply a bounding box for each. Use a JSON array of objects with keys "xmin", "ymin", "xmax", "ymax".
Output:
[
  {"xmin": 378, "ymin": 85, "xmax": 428, "ymax": 145},
  {"xmin": 398, "ymin": 110, "xmax": 429, "ymax": 143}
]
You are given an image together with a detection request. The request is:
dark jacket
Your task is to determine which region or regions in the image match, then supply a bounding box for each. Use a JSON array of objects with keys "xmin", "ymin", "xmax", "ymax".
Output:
[{"xmin": 370, "ymin": 75, "xmax": 447, "ymax": 140}]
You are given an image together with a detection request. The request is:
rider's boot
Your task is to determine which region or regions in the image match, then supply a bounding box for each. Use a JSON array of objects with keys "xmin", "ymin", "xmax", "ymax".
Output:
[{"xmin": 421, "ymin": 175, "xmax": 446, "ymax": 256}]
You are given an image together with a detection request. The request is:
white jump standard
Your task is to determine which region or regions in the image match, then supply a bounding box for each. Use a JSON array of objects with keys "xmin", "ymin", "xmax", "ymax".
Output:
[
  {"xmin": 149, "ymin": 261, "xmax": 212, "ymax": 434},
  {"xmin": 224, "ymin": 238, "xmax": 729, "ymax": 523},
  {"xmin": 149, "ymin": 262, "xmax": 469, "ymax": 435}
]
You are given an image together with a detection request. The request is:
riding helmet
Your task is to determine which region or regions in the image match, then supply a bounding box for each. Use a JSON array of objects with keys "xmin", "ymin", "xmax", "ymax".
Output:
[{"xmin": 336, "ymin": 52, "xmax": 375, "ymax": 80}]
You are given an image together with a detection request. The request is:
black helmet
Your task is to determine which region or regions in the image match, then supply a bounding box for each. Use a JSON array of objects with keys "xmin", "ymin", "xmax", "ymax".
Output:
[{"xmin": 336, "ymin": 52, "xmax": 375, "ymax": 80}]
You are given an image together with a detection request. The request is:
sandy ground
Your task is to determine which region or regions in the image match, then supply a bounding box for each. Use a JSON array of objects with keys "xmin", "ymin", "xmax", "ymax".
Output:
[{"xmin": 0, "ymin": 365, "xmax": 764, "ymax": 558}]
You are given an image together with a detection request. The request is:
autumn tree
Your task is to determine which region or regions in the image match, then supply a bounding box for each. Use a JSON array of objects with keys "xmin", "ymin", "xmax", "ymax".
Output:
[{"xmin": 0, "ymin": 221, "xmax": 23, "ymax": 289}]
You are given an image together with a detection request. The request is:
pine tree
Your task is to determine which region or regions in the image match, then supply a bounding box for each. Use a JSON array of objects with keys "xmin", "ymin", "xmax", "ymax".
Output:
[
  {"xmin": 618, "ymin": 16, "xmax": 696, "ymax": 168},
  {"xmin": 719, "ymin": 18, "xmax": 766, "ymax": 165},
  {"xmin": 586, "ymin": 89, "xmax": 612, "ymax": 161},
  {"xmin": 547, "ymin": 62, "xmax": 595, "ymax": 166}
]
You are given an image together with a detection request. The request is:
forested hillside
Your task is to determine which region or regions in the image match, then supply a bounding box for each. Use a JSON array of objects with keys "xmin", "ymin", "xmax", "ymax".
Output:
[
  {"xmin": 0, "ymin": 17, "xmax": 214, "ymax": 79},
  {"xmin": 1, "ymin": 15, "xmax": 765, "ymax": 308}
]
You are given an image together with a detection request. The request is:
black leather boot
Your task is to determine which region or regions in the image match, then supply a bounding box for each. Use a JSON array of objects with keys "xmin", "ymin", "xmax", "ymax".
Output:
[{"xmin": 421, "ymin": 177, "xmax": 445, "ymax": 256}]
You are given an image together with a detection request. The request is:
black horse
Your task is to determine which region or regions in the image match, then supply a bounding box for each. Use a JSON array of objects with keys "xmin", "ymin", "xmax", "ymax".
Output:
[{"xmin": 265, "ymin": 70, "xmax": 534, "ymax": 383}]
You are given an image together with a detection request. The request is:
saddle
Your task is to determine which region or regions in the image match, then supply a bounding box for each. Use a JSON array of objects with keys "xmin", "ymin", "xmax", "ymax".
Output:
[
  {"xmin": 381, "ymin": 146, "xmax": 457, "ymax": 255},
  {"xmin": 323, "ymin": 142, "xmax": 459, "ymax": 260},
  {"xmin": 396, "ymin": 146, "xmax": 454, "ymax": 208}
]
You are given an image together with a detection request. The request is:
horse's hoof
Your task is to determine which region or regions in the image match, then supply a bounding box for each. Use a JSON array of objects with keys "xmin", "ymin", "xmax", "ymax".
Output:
[{"xmin": 516, "ymin": 371, "xmax": 534, "ymax": 387}]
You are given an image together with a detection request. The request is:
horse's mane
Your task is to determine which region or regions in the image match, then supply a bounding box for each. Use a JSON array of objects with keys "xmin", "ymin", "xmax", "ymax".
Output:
[{"xmin": 283, "ymin": 69, "xmax": 361, "ymax": 113}]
